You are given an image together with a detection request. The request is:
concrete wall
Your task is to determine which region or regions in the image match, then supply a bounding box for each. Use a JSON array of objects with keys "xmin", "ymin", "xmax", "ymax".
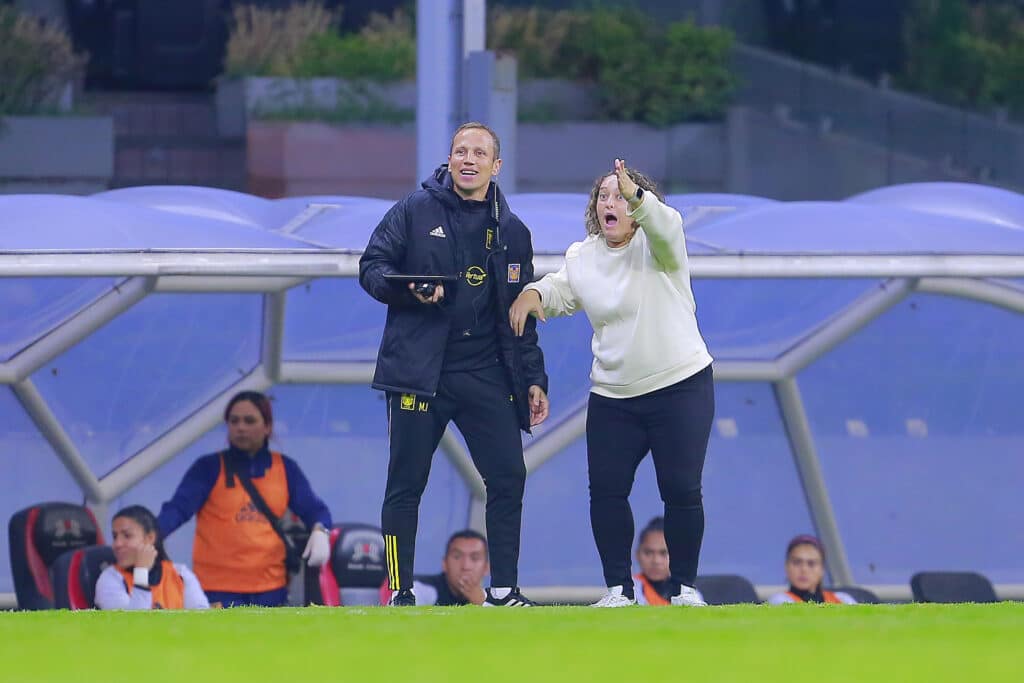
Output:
[
  {"xmin": 246, "ymin": 121, "xmax": 727, "ymax": 198},
  {"xmin": 733, "ymin": 44, "xmax": 1024, "ymax": 191},
  {"xmin": 726, "ymin": 107, "xmax": 972, "ymax": 200},
  {"xmin": 245, "ymin": 111, "xmax": 982, "ymax": 202},
  {"xmin": 0, "ymin": 117, "xmax": 114, "ymax": 194}
]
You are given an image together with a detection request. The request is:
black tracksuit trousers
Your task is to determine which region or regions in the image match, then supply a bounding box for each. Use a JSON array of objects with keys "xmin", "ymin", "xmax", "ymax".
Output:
[
  {"xmin": 382, "ymin": 363, "xmax": 526, "ymax": 591},
  {"xmin": 587, "ymin": 364, "xmax": 715, "ymax": 594}
]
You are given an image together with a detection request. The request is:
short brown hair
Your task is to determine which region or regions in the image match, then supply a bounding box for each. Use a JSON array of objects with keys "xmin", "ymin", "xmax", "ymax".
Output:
[
  {"xmin": 584, "ymin": 166, "xmax": 662, "ymax": 237},
  {"xmin": 450, "ymin": 121, "xmax": 501, "ymax": 160}
]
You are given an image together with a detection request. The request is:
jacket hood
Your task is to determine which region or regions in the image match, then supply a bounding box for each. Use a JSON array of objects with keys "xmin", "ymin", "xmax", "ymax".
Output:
[{"xmin": 422, "ymin": 164, "xmax": 510, "ymax": 229}]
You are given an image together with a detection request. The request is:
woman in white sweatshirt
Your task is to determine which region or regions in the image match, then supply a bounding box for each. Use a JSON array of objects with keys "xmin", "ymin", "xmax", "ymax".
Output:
[{"xmin": 509, "ymin": 159, "xmax": 714, "ymax": 608}]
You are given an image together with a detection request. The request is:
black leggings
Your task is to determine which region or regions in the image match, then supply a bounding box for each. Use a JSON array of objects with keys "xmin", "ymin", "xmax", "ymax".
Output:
[{"xmin": 586, "ymin": 364, "xmax": 714, "ymax": 592}]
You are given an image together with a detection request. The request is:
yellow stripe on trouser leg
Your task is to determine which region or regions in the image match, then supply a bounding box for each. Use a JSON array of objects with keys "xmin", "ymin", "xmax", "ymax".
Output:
[
  {"xmin": 388, "ymin": 535, "xmax": 399, "ymax": 590},
  {"xmin": 385, "ymin": 535, "xmax": 393, "ymax": 589}
]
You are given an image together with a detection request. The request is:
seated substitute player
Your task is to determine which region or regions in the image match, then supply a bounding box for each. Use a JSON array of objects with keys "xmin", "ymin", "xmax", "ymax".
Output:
[
  {"xmin": 393, "ymin": 530, "xmax": 490, "ymax": 606},
  {"xmin": 95, "ymin": 505, "xmax": 209, "ymax": 610},
  {"xmin": 767, "ymin": 534, "xmax": 857, "ymax": 605},
  {"xmin": 631, "ymin": 517, "xmax": 705, "ymax": 606}
]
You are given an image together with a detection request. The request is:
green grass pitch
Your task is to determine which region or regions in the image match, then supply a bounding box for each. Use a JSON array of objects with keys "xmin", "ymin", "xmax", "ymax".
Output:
[{"xmin": 1, "ymin": 603, "xmax": 1022, "ymax": 682}]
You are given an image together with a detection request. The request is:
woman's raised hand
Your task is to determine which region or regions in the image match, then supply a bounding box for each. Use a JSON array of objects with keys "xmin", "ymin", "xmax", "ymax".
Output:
[{"xmin": 614, "ymin": 158, "xmax": 639, "ymax": 203}]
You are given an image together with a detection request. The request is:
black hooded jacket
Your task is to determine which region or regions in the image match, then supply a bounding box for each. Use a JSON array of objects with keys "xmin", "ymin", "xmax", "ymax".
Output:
[{"xmin": 359, "ymin": 165, "xmax": 548, "ymax": 433}]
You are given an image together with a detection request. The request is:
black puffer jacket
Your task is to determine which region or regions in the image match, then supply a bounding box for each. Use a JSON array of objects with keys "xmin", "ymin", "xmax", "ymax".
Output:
[{"xmin": 359, "ymin": 165, "xmax": 548, "ymax": 433}]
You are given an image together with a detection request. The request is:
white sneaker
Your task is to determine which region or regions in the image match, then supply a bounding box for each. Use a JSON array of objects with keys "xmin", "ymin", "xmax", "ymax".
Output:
[
  {"xmin": 591, "ymin": 585, "xmax": 636, "ymax": 608},
  {"xmin": 671, "ymin": 585, "xmax": 708, "ymax": 607}
]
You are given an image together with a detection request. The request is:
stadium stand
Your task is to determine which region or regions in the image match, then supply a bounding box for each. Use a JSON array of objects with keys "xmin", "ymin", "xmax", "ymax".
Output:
[
  {"xmin": 910, "ymin": 572, "xmax": 998, "ymax": 604},
  {"xmin": 51, "ymin": 545, "xmax": 116, "ymax": 610},
  {"xmin": 8, "ymin": 503, "xmax": 103, "ymax": 610}
]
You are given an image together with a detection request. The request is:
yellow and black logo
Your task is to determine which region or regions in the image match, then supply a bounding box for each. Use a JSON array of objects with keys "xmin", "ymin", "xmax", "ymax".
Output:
[
  {"xmin": 465, "ymin": 265, "xmax": 486, "ymax": 287},
  {"xmin": 418, "ymin": 401, "xmax": 429, "ymax": 412},
  {"xmin": 400, "ymin": 394, "xmax": 416, "ymax": 411},
  {"xmin": 485, "ymin": 228, "xmax": 494, "ymax": 250}
]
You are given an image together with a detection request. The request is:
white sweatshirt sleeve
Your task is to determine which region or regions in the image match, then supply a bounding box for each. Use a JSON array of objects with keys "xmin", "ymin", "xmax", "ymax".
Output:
[
  {"xmin": 94, "ymin": 565, "xmax": 153, "ymax": 610},
  {"xmin": 178, "ymin": 564, "xmax": 211, "ymax": 609},
  {"xmin": 523, "ymin": 245, "xmax": 582, "ymax": 318},
  {"xmin": 628, "ymin": 193, "xmax": 688, "ymax": 272}
]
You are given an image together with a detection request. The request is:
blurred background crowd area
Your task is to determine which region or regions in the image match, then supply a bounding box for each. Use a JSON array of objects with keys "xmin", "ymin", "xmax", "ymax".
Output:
[{"xmin": 1, "ymin": 0, "xmax": 1022, "ymax": 198}]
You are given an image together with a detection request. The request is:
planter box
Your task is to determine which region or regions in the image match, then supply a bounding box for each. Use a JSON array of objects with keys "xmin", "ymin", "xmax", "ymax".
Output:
[
  {"xmin": 217, "ymin": 77, "xmax": 416, "ymax": 138},
  {"xmin": 217, "ymin": 76, "xmax": 603, "ymax": 138},
  {"xmin": 0, "ymin": 116, "xmax": 115, "ymax": 194},
  {"xmin": 246, "ymin": 119, "xmax": 726, "ymax": 198},
  {"xmin": 248, "ymin": 122, "xmax": 416, "ymax": 198}
]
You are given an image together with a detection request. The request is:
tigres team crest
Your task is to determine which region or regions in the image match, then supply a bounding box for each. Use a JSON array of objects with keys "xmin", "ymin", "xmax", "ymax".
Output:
[{"xmin": 507, "ymin": 263, "xmax": 521, "ymax": 283}]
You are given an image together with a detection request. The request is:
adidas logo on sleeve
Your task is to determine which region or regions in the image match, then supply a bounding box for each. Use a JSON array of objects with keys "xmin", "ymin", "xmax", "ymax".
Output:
[{"xmin": 429, "ymin": 226, "xmax": 447, "ymax": 238}]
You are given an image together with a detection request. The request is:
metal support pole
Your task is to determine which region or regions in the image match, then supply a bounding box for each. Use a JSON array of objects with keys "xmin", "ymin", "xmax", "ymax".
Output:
[{"xmin": 772, "ymin": 377, "xmax": 853, "ymax": 585}]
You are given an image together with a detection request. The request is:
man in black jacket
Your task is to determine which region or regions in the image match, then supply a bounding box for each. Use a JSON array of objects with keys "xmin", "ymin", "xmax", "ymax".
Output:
[{"xmin": 359, "ymin": 122, "xmax": 549, "ymax": 607}]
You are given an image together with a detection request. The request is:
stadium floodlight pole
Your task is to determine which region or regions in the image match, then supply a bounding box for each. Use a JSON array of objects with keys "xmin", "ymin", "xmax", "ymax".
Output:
[
  {"xmin": 0, "ymin": 276, "xmax": 154, "ymax": 383},
  {"xmin": 11, "ymin": 379, "xmax": 104, "ymax": 504},
  {"xmin": 416, "ymin": 0, "xmax": 462, "ymax": 186},
  {"xmin": 773, "ymin": 377, "xmax": 854, "ymax": 586}
]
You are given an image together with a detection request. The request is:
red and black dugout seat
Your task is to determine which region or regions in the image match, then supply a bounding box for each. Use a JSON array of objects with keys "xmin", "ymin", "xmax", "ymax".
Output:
[
  {"xmin": 8, "ymin": 502, "xmax": 103, "ymax": 610},
  {"xmin": 51, "ymin": 545, "xmax": 116, "ymax": 610},
  {"xmin": 318, "ymin": 523, "xmax": 388, "ymax": 606}
]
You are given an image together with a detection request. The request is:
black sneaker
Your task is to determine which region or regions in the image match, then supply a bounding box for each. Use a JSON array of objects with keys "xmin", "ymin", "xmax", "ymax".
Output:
[
  {"xmin": 387, "ymin": 588, "xmax": 416, "ymax": 607},
  {"xmin": 483, "ymin": 587, "xmax": 535, "ymax": 607}
]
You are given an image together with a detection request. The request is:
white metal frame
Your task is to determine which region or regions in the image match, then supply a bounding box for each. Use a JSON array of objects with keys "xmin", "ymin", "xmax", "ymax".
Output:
[{"xmin": 3, "ymin": 250, "xmax": 1024, "ymax": 597}]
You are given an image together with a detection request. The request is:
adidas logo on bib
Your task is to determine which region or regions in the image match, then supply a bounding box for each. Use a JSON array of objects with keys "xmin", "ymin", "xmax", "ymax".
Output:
[{"xmin": 429, "ymin": 226, "xmax": 446, "ymax": 238}]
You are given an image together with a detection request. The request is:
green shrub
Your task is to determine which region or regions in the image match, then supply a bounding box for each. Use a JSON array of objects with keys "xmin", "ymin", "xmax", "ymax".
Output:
[
  {"xmin": 900, "ymin": 0, "xmax": 1024, "ymax": 113},
  {"xmin": 490, "ymin": 7, "xmax": 736, "ymax": 125},
  {"xmin": 292, "ymin": 10, "xmax": 415, "ymax": 80},
  {"xmin": 487, "ymin": 7, "xmax": 589, "ymax": 79},
  {"xmin": 0, "ymin": 7, "xmax": 86, "ymax": 116},
  {"xmin": 224, "ymin": 1, "xmax": 337, "ymax": 77},
  {"xmin": 648, "ymin": 21, "xmax": 736, "ymax": 124}
]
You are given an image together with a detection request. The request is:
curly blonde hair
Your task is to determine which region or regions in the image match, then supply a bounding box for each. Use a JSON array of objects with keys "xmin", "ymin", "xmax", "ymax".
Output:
[{"xmin": 584, "ymin": 167, "xmax": 663, "ymax": 237}]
